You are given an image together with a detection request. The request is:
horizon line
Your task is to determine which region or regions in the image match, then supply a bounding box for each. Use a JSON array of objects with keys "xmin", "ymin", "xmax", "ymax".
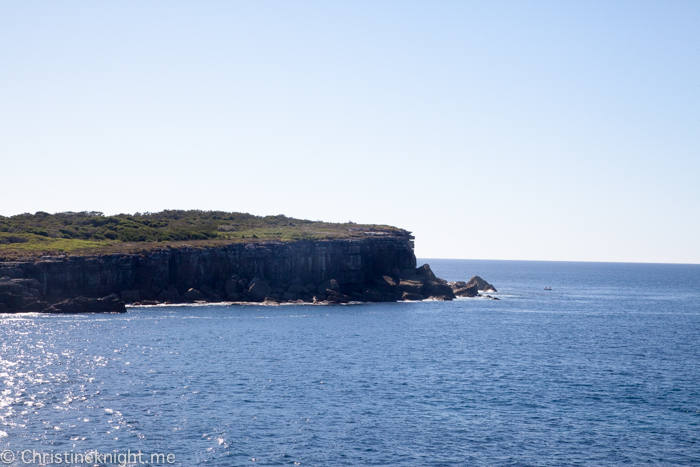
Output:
[{"xmin": 417, "ymin": 257, "xmax": 700, "ymax": 266}]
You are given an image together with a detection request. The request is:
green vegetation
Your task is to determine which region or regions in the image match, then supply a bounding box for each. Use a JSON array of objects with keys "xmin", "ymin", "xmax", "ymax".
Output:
[{"xmin": 0, "ymin": 210, "xmax": 402, "ymax": 259}]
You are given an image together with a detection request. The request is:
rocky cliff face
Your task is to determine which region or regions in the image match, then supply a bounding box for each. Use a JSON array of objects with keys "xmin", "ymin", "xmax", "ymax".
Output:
[
  {"xmin": 0, "ymin": 232, "xmax": 499, "ymax": 313},
  {"xmin": 0, "ymin": 232, "xmax": 436, "ymax": 311}
]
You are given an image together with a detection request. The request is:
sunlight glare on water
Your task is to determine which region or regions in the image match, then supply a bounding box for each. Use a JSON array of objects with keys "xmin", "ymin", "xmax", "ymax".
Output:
[{"xmin": 1, "ymin": 260, "xmax": 699, "ymax": 466}]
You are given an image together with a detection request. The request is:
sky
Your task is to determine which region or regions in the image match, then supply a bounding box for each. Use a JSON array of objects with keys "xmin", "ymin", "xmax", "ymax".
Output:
[{"xmin": 1, "ymin": 1, "xmax": 698, "ymax": 263}]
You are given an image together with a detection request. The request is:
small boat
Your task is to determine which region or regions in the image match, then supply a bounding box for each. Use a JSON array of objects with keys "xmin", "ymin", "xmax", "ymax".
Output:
[{"xmin": 544, "ymin": 287, "xmax": 552, "ymax": 291}]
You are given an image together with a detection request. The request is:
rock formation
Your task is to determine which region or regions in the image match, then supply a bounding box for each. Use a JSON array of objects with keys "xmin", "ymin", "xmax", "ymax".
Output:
[
  {"xmin": 448, "ymin": 276, "xmax": 498, "ymax": 297},
  {"xmin": 0, "ymin": 232, "xmax": 497, "ymax": 313},
  {"xmin": 465, "ymin": 275, "xmax": 498, "ymax": 293},
  {"xmin": 448, "ymin": 281, "xmax": 480, "ymax": 297}
]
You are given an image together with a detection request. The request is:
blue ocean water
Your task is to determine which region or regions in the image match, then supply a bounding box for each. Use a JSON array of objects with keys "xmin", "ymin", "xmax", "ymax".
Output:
[{"xmin": 1, "ymin": 259, "xmax": 699, "ymax": 466}]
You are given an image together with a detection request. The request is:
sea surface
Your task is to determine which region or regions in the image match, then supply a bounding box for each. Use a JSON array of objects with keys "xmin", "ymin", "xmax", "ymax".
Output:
[{"xmin": 1, "ymin": 259, "xmax": 699, "ymax": 466}]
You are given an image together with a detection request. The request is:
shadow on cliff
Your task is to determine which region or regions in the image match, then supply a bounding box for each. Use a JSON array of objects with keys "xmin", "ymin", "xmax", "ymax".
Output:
[{"xmin": 0, "ymin": 237, "xmax": 497, "ymax": 313}]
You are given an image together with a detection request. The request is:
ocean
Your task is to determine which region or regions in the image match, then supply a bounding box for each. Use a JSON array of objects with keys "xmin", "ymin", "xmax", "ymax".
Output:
[{"xmin": 1, "ymin": 259, "xmax": 699, "ymax": 466}]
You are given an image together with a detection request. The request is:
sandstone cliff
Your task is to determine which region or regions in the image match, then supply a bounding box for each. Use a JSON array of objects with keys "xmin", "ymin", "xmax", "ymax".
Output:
[
  {"xmin": 0, "ymin": 231, "xmax": 498, "ymax": 313},
  {"xmin": 0, "ymin": 232, "xmax": 409, "ymax": 311}
]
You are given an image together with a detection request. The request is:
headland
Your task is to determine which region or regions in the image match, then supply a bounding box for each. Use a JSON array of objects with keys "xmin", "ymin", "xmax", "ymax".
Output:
[{"xmin": 0, "ymin": 211, "xmax": 496, "ymax": 313}]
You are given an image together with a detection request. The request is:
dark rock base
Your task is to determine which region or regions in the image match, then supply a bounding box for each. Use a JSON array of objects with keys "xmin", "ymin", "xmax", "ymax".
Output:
[
  {"xmin": 1, "ymin": 238, "xmax": 497, "ymax": 313},
  {"xmin": 0, "ymin": 277, "xmax": 127, "ymax": 313}
]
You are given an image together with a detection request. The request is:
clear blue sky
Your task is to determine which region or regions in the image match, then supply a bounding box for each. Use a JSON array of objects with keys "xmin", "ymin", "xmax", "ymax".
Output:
[{"xmin": 1, "ymin": 1, "xmax": 698, "ymax": 263}]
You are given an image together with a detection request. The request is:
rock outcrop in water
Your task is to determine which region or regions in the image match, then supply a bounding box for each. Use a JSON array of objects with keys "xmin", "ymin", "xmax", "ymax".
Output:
[
  {"xmin": 466, "ymin": 275, "xmax": 498, "ymax": 293},
  {"xmin": 448, "ymin": 275, "xmax": 498, "ymax": 297},
  {"xmin": 0, "ymin": 232, "xmax": 497, "ymax": 313}
]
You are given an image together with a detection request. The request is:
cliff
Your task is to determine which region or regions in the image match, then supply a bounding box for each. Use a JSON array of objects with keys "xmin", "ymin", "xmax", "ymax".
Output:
[{"xmin": 0, "ymin": 231, "xmax": 481, "ymax": 312}]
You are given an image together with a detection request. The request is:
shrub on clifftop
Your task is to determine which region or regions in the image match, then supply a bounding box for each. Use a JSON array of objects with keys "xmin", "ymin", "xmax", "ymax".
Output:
[{"xmin": 0, "ymin": 210, "xmax": 405, "ymax": 258}]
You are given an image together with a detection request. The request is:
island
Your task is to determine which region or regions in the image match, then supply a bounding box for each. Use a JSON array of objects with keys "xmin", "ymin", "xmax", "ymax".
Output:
[{"xmin": 0, "ymin": 210, "xmax": 497, "ymax": 313}]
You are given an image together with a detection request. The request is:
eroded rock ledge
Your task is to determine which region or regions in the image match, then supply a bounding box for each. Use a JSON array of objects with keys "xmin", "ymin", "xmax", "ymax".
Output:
[{"xmin": 0, "ymin": 235, "xmax": 497, "ymax": 313}]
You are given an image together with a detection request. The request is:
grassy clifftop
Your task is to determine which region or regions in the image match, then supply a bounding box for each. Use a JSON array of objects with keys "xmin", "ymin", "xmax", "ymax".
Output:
[{"xmin": 0, "ymin": 210, "xmax": 404, "ymax": 259}]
